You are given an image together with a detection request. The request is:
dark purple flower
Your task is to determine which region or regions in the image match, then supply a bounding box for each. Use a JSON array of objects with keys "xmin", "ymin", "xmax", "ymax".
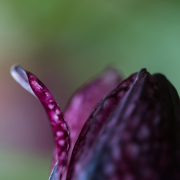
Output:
[{"xmin": 11, "ymin": 65, "xmax": 180, "ymax": 180}]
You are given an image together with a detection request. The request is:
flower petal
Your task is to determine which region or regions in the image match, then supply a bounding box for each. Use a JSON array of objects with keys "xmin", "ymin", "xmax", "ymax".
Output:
[
  {"xmin": 11, "ymin": 65, "xmax": 70, "ymax": 178},
  {"xmin": 75, "ymin": 70, "xmax": 180, "ymax": 180},
  {"xmin": 153, "ymin": 73, "xmax": 180, "ymax": 179},
  {"xmin": 10, "ymin": 64, "xmax": 36, "ymax": 97},
  {"xmin": 74, "ymin": 69, "xmax": 176, "ymax": 180},
  {"xmin": 66, "ymin": 72, "xmax": 137, "ymax": 180},
  {"xmin": 64, "ymin": 68, "xmax": 122, "ymax": 157},
  {"xmin": 48, "ymin": 161, "xmax": 59, "ymax": 180}
]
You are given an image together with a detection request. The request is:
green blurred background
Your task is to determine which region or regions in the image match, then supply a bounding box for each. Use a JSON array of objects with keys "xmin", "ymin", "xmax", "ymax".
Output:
[{"xmin": 0, "ymin": 0, "xmax": 180, "ymax": 179}]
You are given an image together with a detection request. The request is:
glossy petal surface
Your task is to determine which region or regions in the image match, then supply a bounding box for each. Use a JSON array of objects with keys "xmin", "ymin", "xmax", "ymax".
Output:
[
  {"xmin": 74, "ymin": 69, "xmax": 179, "ymax": 180},
  {"xmin": 66, "ymin": 73, "xmax": 137, "ymax": 180}
]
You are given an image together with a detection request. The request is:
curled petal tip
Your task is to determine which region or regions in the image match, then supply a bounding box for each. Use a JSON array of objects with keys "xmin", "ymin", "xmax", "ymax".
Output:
[
  {"xmin": 11, "ymin": 64, "xmax": 70, "ymax": 179},
  {"xmin": 10, "ymin": 64, "xmax": 36, "ymax": 97}
]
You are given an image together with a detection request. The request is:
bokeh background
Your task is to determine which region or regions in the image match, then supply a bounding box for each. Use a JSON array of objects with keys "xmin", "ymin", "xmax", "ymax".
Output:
[{"xmin": 0, "ymin": 0, "xmax": 180, "ymax": 179}]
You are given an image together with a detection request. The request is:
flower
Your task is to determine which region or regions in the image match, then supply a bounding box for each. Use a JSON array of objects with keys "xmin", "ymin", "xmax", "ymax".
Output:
[{"xmin": 11, "ymin": 65, "xmax": 180, "ymax": 180}]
